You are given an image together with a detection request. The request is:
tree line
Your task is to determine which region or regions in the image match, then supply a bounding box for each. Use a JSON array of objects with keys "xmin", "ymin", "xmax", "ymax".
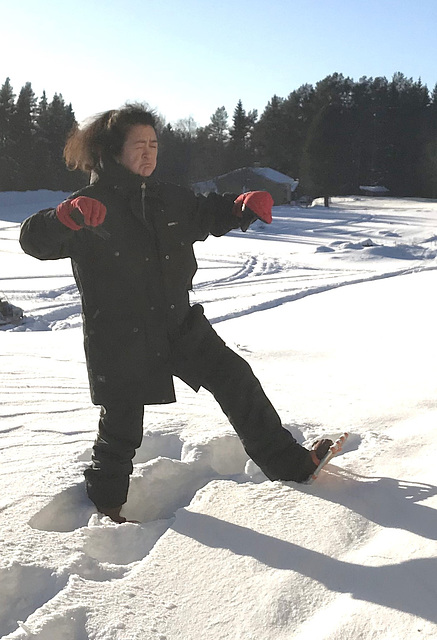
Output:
[
  {"xmin": 0, "ymin": 78, "xmax": 83, "ymax": 192},
  {"xmin": 2, "ymin": 73, "xmax": 437, "ymax": 198}
]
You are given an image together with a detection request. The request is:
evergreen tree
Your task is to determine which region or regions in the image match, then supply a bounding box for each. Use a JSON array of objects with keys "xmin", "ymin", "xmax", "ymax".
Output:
[
  {"xmin": 155, "ymin": 124, "xmax": 194, "ymax": 185},
  {"xmin": 422, "ymin": 83, "xmax": 437, "ymax": 197},
  {"xmin": 253, "ymin": 85, "xmax": 316, "ymax": 178},
  {"xmin": 228, "ymin": 100, "xmax": 257, "ymax": 168},
  {"xmin": 190, "ymin": 128, "xmax": 225, "ymax": 182},
  {"xmin": 384, "ymin": 73, "xmax": 430, "ymax": 195},
  {"xmin": 300, "ymin": 102, "xmax": 357, "ymax": 198},
  {"xmin": 193, "ymin": 106, "xmax": 228, "ymax": 180},
  {"xmin": 10, "ymin": 82, "xmax": 37, "ymax": 189},
  {"xmin": 0, "ymin": 78, "xmax": 16, "ymax": 190},
  {"xmin": 229, "ymin": 99, "xmax": 247, "ymax": 148},
  {"xmin": 33, "ymin": 91, "xmax": 52, "ymax": 189},
  {"xmin": 44, "ymin": 93, "xmax": 81, "ymax": 190},
  {"xmin": 206, "ymin": 106, "xmax": 228, "ymax": 143},
  {"xmin": 253, "ymin": 95, "xmax": 286, "ymax": 170},
  {"xmin": 283, "ymin": 84, "xmax": 317, "ymax": 177}
]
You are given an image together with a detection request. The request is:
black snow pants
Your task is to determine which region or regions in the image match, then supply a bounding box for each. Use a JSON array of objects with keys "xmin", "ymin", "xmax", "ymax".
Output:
[{"xmin": 84, "ymin": 308, "xmax": 316, "ymax": 509}]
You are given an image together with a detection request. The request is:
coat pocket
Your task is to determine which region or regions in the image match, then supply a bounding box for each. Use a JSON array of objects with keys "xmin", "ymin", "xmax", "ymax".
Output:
[{"xmin": 84, "ymin": 312, "xmax": 147, "ymax": 383}]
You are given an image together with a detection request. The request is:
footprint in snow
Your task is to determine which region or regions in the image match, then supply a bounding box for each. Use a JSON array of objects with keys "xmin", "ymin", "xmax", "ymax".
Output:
[{"xmin": 28, "ymin": 432, "xmax": 248, "ymax": 566}]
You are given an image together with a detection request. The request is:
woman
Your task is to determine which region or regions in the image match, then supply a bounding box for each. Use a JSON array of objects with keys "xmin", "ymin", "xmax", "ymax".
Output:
[{"xmin": 20, "ymin": 104, "xmax": 331, "ymax": 523}]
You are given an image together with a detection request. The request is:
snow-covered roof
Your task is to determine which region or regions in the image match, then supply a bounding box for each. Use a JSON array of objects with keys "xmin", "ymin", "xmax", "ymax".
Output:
[
  {"xmin": 192, "ymin": 167, "xmax": 299, "ymax": 195},
  {"xmin": 359, "ymin": 185, "xmax": 389, "ymax": 193},
  {"xmin": 192, "ymin": 179, "xmax": 217, "ymax": 193},
  {"xmin": 251, "ymin": 167, "xmax": 298, "ymax": 189}
]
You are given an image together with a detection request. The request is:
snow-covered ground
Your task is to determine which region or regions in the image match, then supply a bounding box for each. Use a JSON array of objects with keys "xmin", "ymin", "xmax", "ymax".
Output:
[{"xmin": 1, "ymin": 191, "xmax": 437, "ymax": 639}]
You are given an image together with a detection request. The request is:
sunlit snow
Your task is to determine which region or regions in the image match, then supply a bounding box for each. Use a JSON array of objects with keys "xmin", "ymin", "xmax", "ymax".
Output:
[{"xmin": 1, "ymin": 192, "xmax": 437, "ymax": 639}]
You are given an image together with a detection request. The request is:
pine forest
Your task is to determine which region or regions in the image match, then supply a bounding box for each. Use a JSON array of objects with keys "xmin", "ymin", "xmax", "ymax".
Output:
[{"xmin": 1, "ymin": 72, "xmax": 437, "ymax": 198}]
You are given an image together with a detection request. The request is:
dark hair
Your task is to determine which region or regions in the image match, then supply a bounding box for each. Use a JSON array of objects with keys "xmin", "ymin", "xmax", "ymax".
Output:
[{"xmin": 64, "ymin": 103, "xmax": 157, "ymax": 172}]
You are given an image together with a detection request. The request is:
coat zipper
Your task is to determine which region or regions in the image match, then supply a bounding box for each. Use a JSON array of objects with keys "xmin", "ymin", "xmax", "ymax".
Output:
[
  {"xmin": 141, "ymin": 182, "xmax": 146, "ymax": 220},
  {"xmin": 140, "ymin": 181, "xmax": 154, "ymax": 234}
]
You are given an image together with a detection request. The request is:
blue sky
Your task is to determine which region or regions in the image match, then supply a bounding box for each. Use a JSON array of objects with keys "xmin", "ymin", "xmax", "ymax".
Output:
[{"xmin": 2, "ymin": 0, "xmax": 437, "ymax": 127}]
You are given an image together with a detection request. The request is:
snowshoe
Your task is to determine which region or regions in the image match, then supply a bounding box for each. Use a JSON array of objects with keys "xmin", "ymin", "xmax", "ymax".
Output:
[{"xmin": 306, "ymin": 432, "xmax": 349, "ymax": 484}]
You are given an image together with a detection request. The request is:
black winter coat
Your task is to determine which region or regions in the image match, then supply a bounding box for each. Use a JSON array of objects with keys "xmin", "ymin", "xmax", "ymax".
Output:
[{"xmin": 19, "ymin": 160, "xmax": 240, "ymax": 405}]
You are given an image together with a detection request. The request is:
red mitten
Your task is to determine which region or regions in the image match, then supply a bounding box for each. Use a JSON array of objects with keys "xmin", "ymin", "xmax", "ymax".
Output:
[
  {"xmin": 233, "ymin": 191, "xmax": 274, "ymax": 224},
  {"xmin": 56, "ymin": 196, "xmax": 107, "ymax": 230}
]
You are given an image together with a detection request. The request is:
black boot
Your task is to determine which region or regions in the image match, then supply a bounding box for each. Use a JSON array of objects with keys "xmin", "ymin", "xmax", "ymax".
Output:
[{"xmin": 97, "ymin": 505, "xmax": 126, "ymax": 523}]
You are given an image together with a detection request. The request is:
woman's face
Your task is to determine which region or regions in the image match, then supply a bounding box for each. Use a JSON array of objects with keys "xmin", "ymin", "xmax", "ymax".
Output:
[{"xmin": 118, "ymin": 124, "xmax": 158, "ymax": 177}]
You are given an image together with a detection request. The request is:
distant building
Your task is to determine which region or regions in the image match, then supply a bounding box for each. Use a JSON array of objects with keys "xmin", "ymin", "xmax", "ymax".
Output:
[
  {"xmin": 359, "ymin": 185, "xmax": 389, "ymax": 196},
  {"xmin": 192, "ymin": 167, "xmax": 299, "ymax": 205}
]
